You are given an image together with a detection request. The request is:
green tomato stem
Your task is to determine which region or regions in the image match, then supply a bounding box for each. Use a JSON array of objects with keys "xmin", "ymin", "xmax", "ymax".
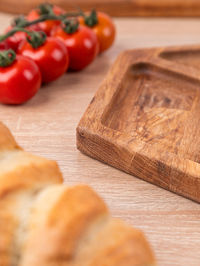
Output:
[
  {"xmin": 0, "ymin": 27, "xmax": 31, "ymax": 42},
  {"xmin": 84, "ymin": 9, "xmax": 98, "ymax": 27},
  {"xmin": 0, "ymin": 49, "xmax": 16, "ymax": 67},
  {"xmin": 0, "ymin": 12, "xmax": 81, "ymax": 43}
]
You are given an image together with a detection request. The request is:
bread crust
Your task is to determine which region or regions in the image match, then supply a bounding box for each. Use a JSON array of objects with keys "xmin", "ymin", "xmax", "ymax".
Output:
[
  {"xmin": 75, "ymin": 218, "xmax": 156, "ymax": 266},
  {"xmin": 0, "ymin": 123, "xmax": 20, "ymax": 151},
  {"xmin": 20, "ymin": 185, "xmax": 108, "ymax": 265},
  {"xmin": 0, "ymin": 125, "xmax": 63, "ymax": 266},
  {"xmin": 0, "ymin": 122, "xmax": 156, "ymax": 266},
  {"xmin": 20, "ymin": 185, "xmax": 156, "ymax": 266}
]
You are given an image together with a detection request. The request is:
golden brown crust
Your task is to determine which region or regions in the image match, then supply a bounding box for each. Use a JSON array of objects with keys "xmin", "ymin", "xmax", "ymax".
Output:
[
  {"xmin": 0, "ymin": 151, "xmax": 63, "ymax": 198},
  {"xmin": 0, "ymin": 122, "xmax": 20, "ymax": 151},
  {"xmin": 20, "ymin": 185, "xmax": 108, "ymax": 266},
  {"xmin": 0, "ymin": 124, "xmax": 63, "ymax": 266},
  {"xmin": 75, "ymin": 219, "xmax": 156, "ymax": 266},
  {"xmin": 0, "ymin": 154, "xmax": 63, "ymax": 266},
  {"xmin": 0, "ymin": 209, "xmax": 16, "ymax": 266},
  {"xmin": 20, "ymin": 185, "xmax": 156, "ymax": 266}
]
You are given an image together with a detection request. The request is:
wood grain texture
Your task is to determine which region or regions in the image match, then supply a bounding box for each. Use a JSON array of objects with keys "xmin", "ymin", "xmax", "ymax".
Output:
[
  {"xmin": 1, "ymin": 12, "xmax": 200, "ymax": 266},
  {"xmin": 77, "ymin": 45, "xmax": 200, "ymax": 203},
  {"xmin": 2, "ymin": 0, "xmax": 200, "ymax": 16}
]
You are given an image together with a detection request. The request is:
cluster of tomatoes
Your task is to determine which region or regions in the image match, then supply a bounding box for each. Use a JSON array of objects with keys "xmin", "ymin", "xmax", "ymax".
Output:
[{"xmin": 0, "ymin": 4, "xmax": 116, "ymax": 104}]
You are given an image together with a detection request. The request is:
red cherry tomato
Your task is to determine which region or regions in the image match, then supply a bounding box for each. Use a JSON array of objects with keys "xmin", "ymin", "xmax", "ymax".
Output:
[
  {"xmin": 27, "ymin": 5, "xmax": 65, "ymax": 35},
  {"xmin": 4, "ymin": 25, "xmax": 40, "ymax": 52},
  {"xmin": 5, "ymin": 26, "xmax": 27, "ymax": 52},
  {"xmin": 79, "ymin": 12, "xmax": 116, "ymax": 53},
  {"xmin": 18, "ymin": 37, "xmax": 69, "ymax": 83},
  {"xmin": 0, "ymin": 55, "xmax": 41, "ymax": 104},
  {"xmin": 52, "ymin": 25, "xmax": 99, "ymax": 71}
]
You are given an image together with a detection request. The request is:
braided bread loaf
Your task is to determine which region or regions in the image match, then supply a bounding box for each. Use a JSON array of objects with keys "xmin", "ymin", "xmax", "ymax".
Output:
[{"xmin": 0, "ymin": 122, "xmax": 156, "ymax": 266}]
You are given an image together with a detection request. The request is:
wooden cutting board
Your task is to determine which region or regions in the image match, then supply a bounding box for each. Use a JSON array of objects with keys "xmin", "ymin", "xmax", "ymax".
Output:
[
  {"xmin": 77, "ymin": 44, "xmax": 200, "ymax": 203},
  {"xmin": 2, "ymin": 0, "xmax": 200, "ymax": 16}
]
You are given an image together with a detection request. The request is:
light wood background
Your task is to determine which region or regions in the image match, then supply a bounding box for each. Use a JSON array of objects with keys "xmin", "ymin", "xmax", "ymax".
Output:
[
  {"xmin": 0, "ymin": 13, "xmax": 200, "ymax": 265},
  {"xmin": 2, "ymin": 0, "xmax": 200, "ymax": 16}
]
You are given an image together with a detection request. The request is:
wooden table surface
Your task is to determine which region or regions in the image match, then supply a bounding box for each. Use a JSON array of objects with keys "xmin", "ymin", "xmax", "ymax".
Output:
[{"xmin": 1, "ymin": 13, "xmax": 200, "ymax": 266}]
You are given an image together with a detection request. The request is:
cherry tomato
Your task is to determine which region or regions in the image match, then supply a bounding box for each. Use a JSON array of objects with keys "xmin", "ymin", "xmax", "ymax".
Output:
[
  {"xmin": 4, "ymin": 25, "xmax": 40, "ymax": 52},
  {"xmin": 18, "ymin": 37, "xmax": 69, "ymax": 83},
  {"xmin": 27, "ymin": 5, "xmax": 65, "ymax": 35},
  {"xmin": 52, "ymin": 25, "xmax": 99, "ymax": 71},
  {"xmin": 0, "ymin": 55, "xmax": 41, "ymax": 104},
  {"xmin": 5, "ymin": 26, "xmax": 27, "ymax": 52},
  {"xmin": 79, "ymin": 12, "xmax": 116, "ymax": 53}
]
